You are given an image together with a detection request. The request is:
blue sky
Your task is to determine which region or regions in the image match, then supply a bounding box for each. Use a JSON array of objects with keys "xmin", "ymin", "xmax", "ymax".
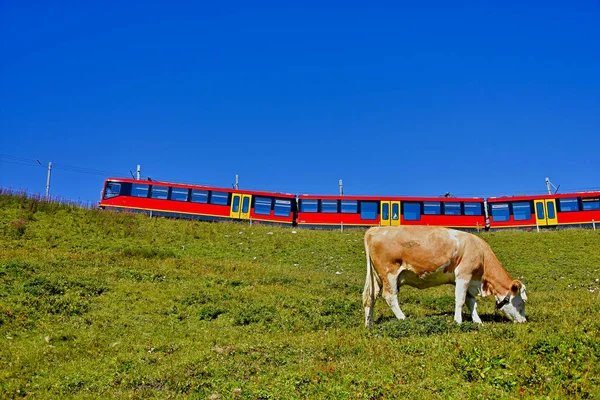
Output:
[{"xmin": 1, "ymin": 1, "xmax": 599, "ymax": 205}]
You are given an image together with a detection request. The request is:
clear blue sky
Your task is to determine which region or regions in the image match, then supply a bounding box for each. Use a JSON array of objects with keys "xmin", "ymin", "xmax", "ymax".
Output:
[{"xmin": 1, "ymin": 1, "xmax": 599, "ymax": 205}]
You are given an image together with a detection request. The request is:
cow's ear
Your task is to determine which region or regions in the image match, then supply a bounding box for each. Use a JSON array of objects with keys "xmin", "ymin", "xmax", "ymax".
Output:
[{"xmin": 510, "ymin": 280, "xmax": 522, "ymax": 295}]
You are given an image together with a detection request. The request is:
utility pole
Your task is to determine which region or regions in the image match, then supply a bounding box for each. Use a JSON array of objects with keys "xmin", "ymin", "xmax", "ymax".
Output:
[
  {"xmin": 37, "ymin": 160, "xmax": 52, "ymax": 198},
  {"xmin": 136, "ymin": 165, "xmax": 141, "ymax": 180},
  {"xmin": 235, "ymin": 174, "xmax": 239, "ymax": 190},
  {"xmin": 339, "ymin": 179, "xmax": 343, "ymax": 196},
  {"xmin": 45, "ymin": 162, "xmax": 52, "ymax": 198}
]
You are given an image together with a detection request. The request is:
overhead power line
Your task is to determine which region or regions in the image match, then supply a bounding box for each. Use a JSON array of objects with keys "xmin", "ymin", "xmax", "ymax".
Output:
[{"xmin": 0, "ymin": 154, "xmax": 123, "ymax": 177}]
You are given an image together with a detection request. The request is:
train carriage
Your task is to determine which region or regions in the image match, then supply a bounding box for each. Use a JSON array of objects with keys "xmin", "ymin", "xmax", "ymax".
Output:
[
  {"xmin": 487, "ymin": 191, "xmax": 600, "ymax": 230},
  {"xmin": 296, "ymin": 194, "xmax": 487, "ymax": 231},
  {"xmin": 98, "ymin": 178, "xmax": 297, "ymax": 225}
]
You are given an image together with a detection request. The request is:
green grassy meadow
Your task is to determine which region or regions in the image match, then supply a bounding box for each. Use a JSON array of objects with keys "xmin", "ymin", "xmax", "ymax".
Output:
[{"xmin": 1, "ymin": 192, "xmax": 599, "ymax": 399}]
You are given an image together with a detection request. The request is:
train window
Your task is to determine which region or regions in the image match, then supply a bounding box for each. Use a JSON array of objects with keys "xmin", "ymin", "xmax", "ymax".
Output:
[
  {"xmin": 382, "ymin": 203, "xmax": 389, "ymax": 220},
  {"xmin": 535, "ymin": 202, "xmax": 545, "ymax": 219},
  {"xmin": 491, "ymin": 203, "xmax": 510, "ymax": 222},
  {"xmin": 444, "ymin": 202, "xmax": 461, "ymax": 216},
  {"xmin": 103, "ymin": 182, "xmax": 121, "ymax": 199},
  {"xmin": 191, "ymin": 189, "xmax": 208, "ymax": 203},
  {"xmin": 210, "ymin": 191, "xmax": 229, "ymax": 206},
  {"xmin": 171, "ymin": 188, "xmax": 189, "ymax": 202},
  {"xmin": 559, "ymin": 198, "xmax": 579, "ymax": 212},
  {"xmin": 464, "ymin": 203, "xmax": 483, "ymax": 216},
  {"xmin": 232, "ymin": 196, "xmax": 240, "ymax": 212},
  {"xmin": 403, "ymin": 202, "xmax": 421, "ymax": 221},
  {"xmin": 321, "ymin": 200, "xmax": 338, "ymax": 213},
  {"xmin": 132, "ymin": 184, "xmax": 149, "ymax": 198},
  {"xmin": 547, "ymin": 202, "xmax": 555, "ymax": 218},
  {"xmin": 255, "ymin": 197, "xmax": 272, "ymax": 215},
  {"xmin": 242, "ymin": 197, "xmax": 250, "ymax": 213},
  {"xmin": 150, "ymin": 185, "xmax": 169, "ymax": 200},
  {"xmin": 360, "ymin": 201, "xmax": 378, "ymax": 220},
  {"xmin": 392, "ymin": 203, "xmax": 399, "ymax": 220},
  {"xmin": 424, "ymin": 202, "xmax": 441, "ymax": 215},
  {"xmin": 582, "ymin": 197, "xmax": 600, "ymax": 211},
  {"xmin": 300, "ymin": 199, "xmax": 318, "ymax": 213},
  {"xmin": 341, "ymin": 200, "xmax": 358, "ymax": 213},
  {"xmin": 274, "ymin": 199, "xmax": 292, "ymax": 217},
  {"xmin": 513, "ymin": 201, "xmax": 532, "ymax": 221}
]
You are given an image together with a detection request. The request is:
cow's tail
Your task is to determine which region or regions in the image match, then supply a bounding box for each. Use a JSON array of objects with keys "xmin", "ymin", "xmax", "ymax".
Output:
[{"xmin": 362, "ymin": 230, "xmax": 381, "ymax": 309}]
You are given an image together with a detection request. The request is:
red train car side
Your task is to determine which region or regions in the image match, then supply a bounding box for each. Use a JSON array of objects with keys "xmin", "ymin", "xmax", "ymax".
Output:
[
  {"xmin": 98, "ymin": 177, "xmax": 600, "ymax": 232},
  {"xmin": 296, "ymin": 194, "xmax": 487, "ymax": 231},
  {"xmin": 487, "ymin": 191, "xmax": 600, "ymax": 230},
  {"xmin": 98, "ymin": 178, "xmax": 296, "ymax": 225}
]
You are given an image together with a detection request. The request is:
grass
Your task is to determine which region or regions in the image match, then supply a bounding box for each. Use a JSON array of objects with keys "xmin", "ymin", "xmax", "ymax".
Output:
[{"xmin": 1, "ymin": 191, "xmax": 599, "ymax": 399}]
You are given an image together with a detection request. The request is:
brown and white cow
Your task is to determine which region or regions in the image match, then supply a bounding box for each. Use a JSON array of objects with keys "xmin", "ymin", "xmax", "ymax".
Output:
[{"xmin": 362, "ymin": 226, "xmax": 527, "ymax": 326}]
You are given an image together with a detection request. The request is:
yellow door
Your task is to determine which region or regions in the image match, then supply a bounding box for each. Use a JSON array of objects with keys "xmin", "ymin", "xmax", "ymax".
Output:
[
  {"xmin": 534, "ymin": 199, "xmax": 558, "ymax": 227},
  {"xmin": 380, "ymin": 201, "xmax": 390, "ymax": 226},
  {"xmin": 230, "ymin": 194, "xmax": 252, "ymax": 220},
  {"xmin": 391, "ymin": 201, "xmax": 401, "ymax": 226},
  {"xmin": 230, "ymin": 194, "xmax": 242, "ymax": 218},
  {"xmin": 545, "ymin": 199, "xmax": 558, "ymax": 226},
  {"xmin": 380, "ymin": 201, "xmax": 401, "ymax": 226},
  {"xmin": 240, "ymin": 195, "xmax": 251, "ymax": 220}
]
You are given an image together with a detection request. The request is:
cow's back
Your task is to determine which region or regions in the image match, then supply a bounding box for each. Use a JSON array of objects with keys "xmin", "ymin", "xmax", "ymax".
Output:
[{"xmin": 366, "ymin": 226, "xmax": 465, "ymax": 274}]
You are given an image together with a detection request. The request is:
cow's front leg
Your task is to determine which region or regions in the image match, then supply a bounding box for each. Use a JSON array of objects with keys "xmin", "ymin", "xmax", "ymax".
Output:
[
  {"xmin": 454, "ymin": 278, "xmax": 470, "ymax": 324},
  {"xmin": 383, "ymin": 272, "xmax": 406, "ymax": 321},
  {"xmin": 465, "ymin": 294, "xmax": 482, "ymax": 324}
]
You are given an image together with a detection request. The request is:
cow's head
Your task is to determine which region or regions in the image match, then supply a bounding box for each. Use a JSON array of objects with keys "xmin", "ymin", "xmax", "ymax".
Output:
[{"xmin": 496, "ymin": 280, "xmax": 527, "ymax": 323}]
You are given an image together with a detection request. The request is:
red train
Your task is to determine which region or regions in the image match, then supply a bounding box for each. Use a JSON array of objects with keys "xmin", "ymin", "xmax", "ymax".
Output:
[
  {"xmin": 297, "ymin": 194, "xmax": 486, "ymax": 231},
  {"xmin": 99, "ymin": 177, "xmax": 297, "ymax": 225},
  {"xmin": 98, "ymin": 177, "xmax": 600, "ymax": 231},
  {"xmin": 487, "ymin": 192, "xmax": 600, "ymax": 230}
]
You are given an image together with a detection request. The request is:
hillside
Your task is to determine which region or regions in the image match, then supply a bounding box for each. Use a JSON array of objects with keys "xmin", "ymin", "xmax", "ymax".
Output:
[{"xmin": 1, "ymin": 192, "xmax": 599, "ymax": 399}]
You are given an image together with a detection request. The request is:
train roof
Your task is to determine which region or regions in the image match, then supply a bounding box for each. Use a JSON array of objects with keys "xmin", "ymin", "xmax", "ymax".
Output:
[
  {"xmin": 487, "ymin": 190, "xmax": 600, "ymax": 202},
  {"xmin": 104, "ymin": 177, "xmax": 600, "ymax": 202},
  {"xmin": 297, "ymin": 194, "xmax": 485, "ymax": 202},
  {"xmin": 103, "ymin": 177, "xmax": 296, "ymax": 198}
]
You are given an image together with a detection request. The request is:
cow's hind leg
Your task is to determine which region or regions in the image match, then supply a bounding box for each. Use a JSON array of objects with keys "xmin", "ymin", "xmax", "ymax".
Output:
[
  {"xmin": 382, "ymin": 269, "xmax": 406, "ymax": 321},
  {"xmin": 363, "ymin": 248, "xmax": 380, "ymax": 327}
]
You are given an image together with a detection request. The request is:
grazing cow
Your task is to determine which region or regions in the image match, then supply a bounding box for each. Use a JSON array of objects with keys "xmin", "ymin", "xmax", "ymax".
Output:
[{"xmin": 362, "ymin": 226, "xmax": 527, "ymax": 326}]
